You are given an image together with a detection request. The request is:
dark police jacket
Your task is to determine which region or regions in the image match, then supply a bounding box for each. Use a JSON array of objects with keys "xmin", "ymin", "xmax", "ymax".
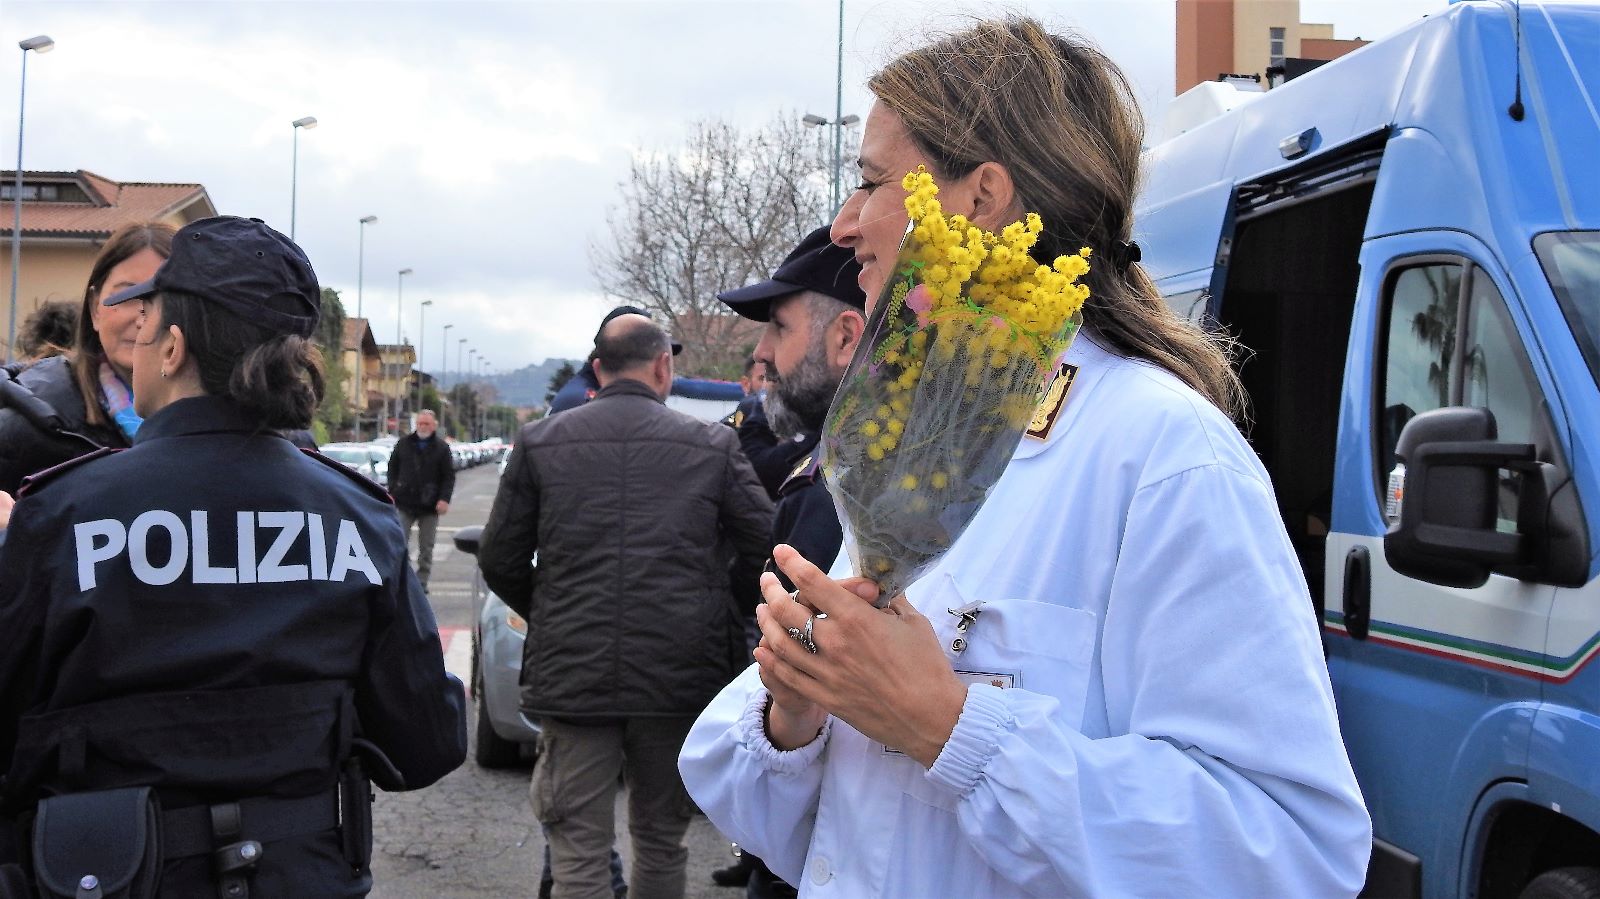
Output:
[
  {"xmin": 0, "ymin": 396, "xmax": 467, "ymax": 897},
  {"xmin": 478, "ymin": 379, "xmax": 773, "ymax": 720},
  {"xmin": 771, "ymin": 442, "xmax": 844, "ymax": 589},
  {"xmin": 732, "ymin": 396, "xmax": 815, "ymax": 501},
  {"xmin": 0, "ymin": 356, "xmax": 128, "ymax": 496}
]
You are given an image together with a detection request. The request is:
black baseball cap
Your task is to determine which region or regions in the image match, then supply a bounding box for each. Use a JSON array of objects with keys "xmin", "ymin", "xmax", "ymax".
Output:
[
  {"xmin": 103, "ymin": 215, "xmax": 321, "ymax": 338},
  {"xmin": 595, "ymin": 304, "xmax": 682, "ymax": 355},
  {"xmin": 717, "ymin": 226, "xmax": 864, "ymax": 322}
]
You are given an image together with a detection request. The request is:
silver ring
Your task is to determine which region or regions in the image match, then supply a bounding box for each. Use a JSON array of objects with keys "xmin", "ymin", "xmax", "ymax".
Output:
[
  {"xmin": 787, "ymin": 623, "xmax": 815, "ymax": 654},
  {"xmin": 787, "ymin": 589, "xmax": 800, "ymax": 603},
  {"xmin": 799, "ymin": 614, "xmax": 821, "ymax": 654}
]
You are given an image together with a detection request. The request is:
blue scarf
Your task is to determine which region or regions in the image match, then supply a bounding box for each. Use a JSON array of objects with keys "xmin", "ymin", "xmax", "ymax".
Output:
[{"xmin": 97, "ymin": 362, "xmax": 142, "ymax": 439}]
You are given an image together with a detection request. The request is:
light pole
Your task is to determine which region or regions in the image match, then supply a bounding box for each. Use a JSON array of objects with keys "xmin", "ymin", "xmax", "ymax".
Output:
[
  {"xmin": 289, "ymin": 116, "xmax": 317, "ymax": 240},
  {"xmin": 353, "ymin": 215, "xmax": 377, "ymax": 440},
  {"xmin": 8, "ymin": 34, "xmax": 54, "ymax": 364},
  {"xmin": 479, "ymin": 359, "xmax": 490, "ymax": 440},
  {"xmin": 416, "ymin": 299, "xmax": 433, "ymax": 415},
  {"xmin": 457, "ymin": 338, "xmax": 467, "ymax": 430},
  {"xmin": 802, "ymin": 112, "xmax": 860, "ymax": 212},
  {"xmin": 391, "ymin": 267, "xmax": 411, "ymax": 434},
  {"xmin": 441, "ymin": 323, "xmax": 453, "ymax": 433},
  {"xmin": 467, "ymin": 349, "xmax": 477, "ymax": 439}
]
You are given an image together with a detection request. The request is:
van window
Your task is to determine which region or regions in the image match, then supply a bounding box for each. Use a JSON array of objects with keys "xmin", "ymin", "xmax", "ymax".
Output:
[
  {"xmin": 1534, "ymin": 231, "xmax": 1600, "ymax": 390},
  {"xmin": 1461, "ymin": 271, "xmax": 1541, "ymax": 529},
  {"xmin": 1377, "ymin": 261, "xmax": 1547, "ymax": 527},
  {"xmin": 1378, "ymin": 263, "xmax": 1462, "ymax": 480}
]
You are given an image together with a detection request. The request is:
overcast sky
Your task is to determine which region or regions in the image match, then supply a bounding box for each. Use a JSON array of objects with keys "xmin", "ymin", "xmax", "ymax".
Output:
[{"xmin": 4, "ymin": 0, "xmax": 1440, "ymax": 375}]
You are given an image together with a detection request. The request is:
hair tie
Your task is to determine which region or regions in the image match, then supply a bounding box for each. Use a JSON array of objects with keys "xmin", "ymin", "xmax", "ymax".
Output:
[{"xmin": 1110, "ymin": 240, "xmax": 1142, "ymax": 274}]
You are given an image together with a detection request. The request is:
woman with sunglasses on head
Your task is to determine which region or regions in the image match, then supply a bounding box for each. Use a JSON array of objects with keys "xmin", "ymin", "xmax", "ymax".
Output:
[{"xmin": 681, "ymin": 18, "xmax": 1371, "ymax": 898}]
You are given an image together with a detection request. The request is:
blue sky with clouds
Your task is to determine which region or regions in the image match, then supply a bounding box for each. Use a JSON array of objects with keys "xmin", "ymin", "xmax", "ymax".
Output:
[{"xmin": 4, "ymin": 0, "xmax": 1439, "ymax": 374}]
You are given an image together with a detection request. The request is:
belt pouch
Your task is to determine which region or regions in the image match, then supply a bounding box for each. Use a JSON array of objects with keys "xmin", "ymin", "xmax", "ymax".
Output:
[{"xmin": 30, "ymin": 787, "xmax": 161, "ymax": 899}]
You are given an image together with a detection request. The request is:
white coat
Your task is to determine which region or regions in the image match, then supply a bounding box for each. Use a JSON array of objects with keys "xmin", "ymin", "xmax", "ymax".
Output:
[{"xmin": 679, "ymin": 334, "xmax": 1372, "ymax": 898}]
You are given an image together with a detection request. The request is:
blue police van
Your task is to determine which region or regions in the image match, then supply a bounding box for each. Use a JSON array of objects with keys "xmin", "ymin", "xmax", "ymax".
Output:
[{"xmin": 1135, "ymin": 2, "xmax": 1599, "ymax": 896}]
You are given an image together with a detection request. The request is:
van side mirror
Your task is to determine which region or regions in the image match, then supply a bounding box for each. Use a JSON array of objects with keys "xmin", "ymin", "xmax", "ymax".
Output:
[
  {"xmin": 453, "ymin": 525, "xmax": 484, "ymax": 556},
  {"xmin": 1384, "ymin": 407, "xmax": 1536, "ymax": 588}
]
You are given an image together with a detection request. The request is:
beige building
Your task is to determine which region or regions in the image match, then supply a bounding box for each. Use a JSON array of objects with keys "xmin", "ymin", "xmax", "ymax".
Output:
[
  {"xmin": 0, "ymin": 169, "xmax": 217, "ymax": 359},
  {"xmin": 375, "ymin": 342, "xmax": 416, "ymax": 434},
  {"xmin": 342, "ymin": 317, "xmax": 381, "ymax": 436},
  {"xmin": 1176, "ymin": 0, "xmax": 1368, "ymax": 94}
]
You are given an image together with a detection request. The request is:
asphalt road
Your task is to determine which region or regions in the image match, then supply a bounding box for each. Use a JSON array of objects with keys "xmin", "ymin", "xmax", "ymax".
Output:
[{"xmin": 370, "ymin": 463, "xmax": 742, "ymax": 899}]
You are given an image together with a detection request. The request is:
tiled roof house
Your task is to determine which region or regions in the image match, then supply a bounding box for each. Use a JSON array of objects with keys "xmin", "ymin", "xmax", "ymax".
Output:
[{"xmin": 1, "ymin": 169, "xmax": 217, "ymax": 357}]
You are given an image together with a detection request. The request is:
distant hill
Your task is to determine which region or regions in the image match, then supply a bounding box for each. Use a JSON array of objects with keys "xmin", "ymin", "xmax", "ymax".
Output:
[{"xmin": 437, "ymin": 358, "xmax": 579, "ymax": 409}]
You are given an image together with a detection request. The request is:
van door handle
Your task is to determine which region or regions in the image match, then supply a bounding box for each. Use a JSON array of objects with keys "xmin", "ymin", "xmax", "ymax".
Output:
[{"xmin": 1343, "ymin": 546, "xmax": 1372, "ymax": 640}]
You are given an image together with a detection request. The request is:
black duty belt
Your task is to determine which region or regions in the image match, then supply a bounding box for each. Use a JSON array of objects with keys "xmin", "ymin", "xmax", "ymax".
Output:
[{"xmin": 161, "ymin": 790, "xmax": 340, "ymax": 860}]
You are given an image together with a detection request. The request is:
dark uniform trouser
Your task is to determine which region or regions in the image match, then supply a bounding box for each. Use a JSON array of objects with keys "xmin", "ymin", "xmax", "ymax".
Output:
[
  {"xmin": 532, "ymin": 716, "xmax": 696, "ymax": 899},
  {"xmin": 396, "ymin": 509, "xmax": 438, "ymax": 587}
]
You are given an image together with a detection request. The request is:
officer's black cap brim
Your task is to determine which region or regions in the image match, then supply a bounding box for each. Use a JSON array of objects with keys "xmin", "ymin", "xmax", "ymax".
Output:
[
  {"xmin": 102, "ymin": 278, "xmax": 158, "ymax": 306},
  {"xmin": 716, "ymin": 278, "xmax": 804, "ymax": 323}
]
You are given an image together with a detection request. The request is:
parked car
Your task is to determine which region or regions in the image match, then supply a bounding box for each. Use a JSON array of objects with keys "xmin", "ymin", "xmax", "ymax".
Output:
[
  {"xmin": 452, "ymin": 525, "xmax": 536, "ymax": 768},
  {"xmin": 1135, "ymin": 4, "xmax": 1600, "ymax": 896},
  {"xmin": 320, "ymin": 442, "xmax": 389, "ymax": 487}
]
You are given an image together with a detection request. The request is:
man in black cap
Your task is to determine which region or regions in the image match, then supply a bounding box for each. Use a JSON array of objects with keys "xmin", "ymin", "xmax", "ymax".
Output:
[
  {"xmin": 548, "ymin": 305, "xmax": 681, "ymax": 416},
  {"xmin": 718, "ymin": 225, "xmax": 865, "ymax": 583},
  {"xmin": 706, "ymin": 225, "xmax": 866, "ymax": 898}
]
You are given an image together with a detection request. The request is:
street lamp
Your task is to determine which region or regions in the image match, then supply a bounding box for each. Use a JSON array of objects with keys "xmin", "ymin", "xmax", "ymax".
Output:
[
  {"xmin": 457, "ymin": 337, "xmax": 467, "ymax": 394},
  {"xmin": 416, "ymin": 299, "xmax": 433, "ymax": 415},
  {"xmin": 441, "ymin": 323, "xmax": 453, "ymax": 385},
  {"xmin": 802, "ymin": 112, "xmax": 860, "ymax": 212},
  {"xmin": 353, "ymin": 215, "xmax": 377, "ymax": 440},
  {"xmin": 467, "ymin": 348, "xmax": 478, "ymax": 439},
  {"xmin": 479, "ymin": 359, "xmax": 490, "ymax": 440},
  {"xmin": 390, "ymin": 267, "xmax": 412, "ymax": 434},
  {"xmin": 8, "ymin": 34, "xmax": 55, "ymax": 364},
  {"xmin": 440, "ymin": 323, "xmax": 453, "ymax": 433},
  {"xmin": 801, "ymin": 1, "xmax": 857, "ymax": 212},
  {"xmin": 289, "ymin": 116, "xmax": 317, "ymax": 240}
]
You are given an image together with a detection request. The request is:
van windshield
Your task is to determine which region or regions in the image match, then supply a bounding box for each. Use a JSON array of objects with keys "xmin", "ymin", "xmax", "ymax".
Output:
[{"xmin": 1535, "ymin": 231, "xmax": 1600, "ymax": 389}]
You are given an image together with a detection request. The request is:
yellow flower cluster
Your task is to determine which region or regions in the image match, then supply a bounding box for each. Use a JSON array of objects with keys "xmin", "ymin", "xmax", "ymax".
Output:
[
  {"xmin": 823, "ymin": 168, "xmax": 1096, "ymax": 596},
  {"xmin": 853, "ymin": 167, "xmax": 1093, "ymax": 456},
  {"xmin": 901, "ymin": 166, "xmax": 1091, "ymax": 361}
]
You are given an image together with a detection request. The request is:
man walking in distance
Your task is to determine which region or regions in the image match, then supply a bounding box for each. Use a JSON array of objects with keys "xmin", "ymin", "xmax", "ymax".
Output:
[
  {"xmin": 478, "ymin": 314, "xmax": 772, "ymax": 899},
  {"xmin": 704, "ymin": 226, "xmax": 866, "ymax": 898},
  {"xmin": 387, "ymin": 408, "xmax": 454, "ymax": 590}
]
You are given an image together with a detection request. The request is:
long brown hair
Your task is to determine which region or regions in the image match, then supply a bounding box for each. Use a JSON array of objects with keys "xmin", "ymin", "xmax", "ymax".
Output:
[
  {"xmin": 73, "ymin": 222, "xmax": 176, "ymax": 428},
  {"xmin": 869, "ymin": 17, "xmax": 1245, "ymax": 419}
]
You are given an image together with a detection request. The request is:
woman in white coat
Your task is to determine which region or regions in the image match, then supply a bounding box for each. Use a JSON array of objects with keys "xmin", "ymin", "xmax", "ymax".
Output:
[{"xmin": 678, "ymin": 17, "xmax": 1372, "ymax": 899}]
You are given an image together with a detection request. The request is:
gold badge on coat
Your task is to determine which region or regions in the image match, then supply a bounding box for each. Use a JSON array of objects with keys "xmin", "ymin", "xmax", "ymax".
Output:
[{"xmin": 1025, "ymin": 362, "xmax": 1078, "ymax": 441}]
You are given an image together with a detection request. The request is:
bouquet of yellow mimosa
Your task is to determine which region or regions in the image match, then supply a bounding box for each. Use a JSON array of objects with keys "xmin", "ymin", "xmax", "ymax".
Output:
[{"xmin": 821, "ymin": 167, "xmax": 1092, "ymax": 605}]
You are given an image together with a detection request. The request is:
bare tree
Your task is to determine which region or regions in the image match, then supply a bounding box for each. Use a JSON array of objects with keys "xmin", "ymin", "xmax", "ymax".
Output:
[{"xmin": 591, "ymin": 115, "xmax": 836, "ymax": 377}]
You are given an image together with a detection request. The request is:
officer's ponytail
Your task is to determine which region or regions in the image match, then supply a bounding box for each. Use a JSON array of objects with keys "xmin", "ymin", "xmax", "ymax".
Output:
[{"xmin": 159, "ymin": 292, "xmax": 325, "ymax": 430}]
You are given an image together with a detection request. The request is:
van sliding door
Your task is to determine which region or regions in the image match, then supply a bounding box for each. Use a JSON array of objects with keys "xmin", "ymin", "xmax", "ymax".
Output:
[{"xmin": 1134, "ymin": 178, "xmax": 1236, "ymax": 322}]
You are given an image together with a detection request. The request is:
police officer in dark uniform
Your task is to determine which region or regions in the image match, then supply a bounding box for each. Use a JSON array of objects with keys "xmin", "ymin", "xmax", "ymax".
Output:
[
  {"xmin": 708, "ymin": 226, "xmax": 865, "ymax": 897},
  {"xmin": 0, "ymin": 216, "xmax": 467, "ymax": 898},
  {"xmin": 718, "ymin": 226, "xmax": 866, "ymax": 581},
  {"xmin": 722, "ymin": 356, "xmax": 812, "ymax": 502}
]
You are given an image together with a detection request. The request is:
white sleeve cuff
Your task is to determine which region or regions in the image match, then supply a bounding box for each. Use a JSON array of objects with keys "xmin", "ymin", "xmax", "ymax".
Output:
[
  {"xmin": 926, "ymin": 684, "xmax": 1013, "ymax": 796},
  {"xmin": 737, "ymin": 688, "xmax": 832, "ymax": 775}
]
